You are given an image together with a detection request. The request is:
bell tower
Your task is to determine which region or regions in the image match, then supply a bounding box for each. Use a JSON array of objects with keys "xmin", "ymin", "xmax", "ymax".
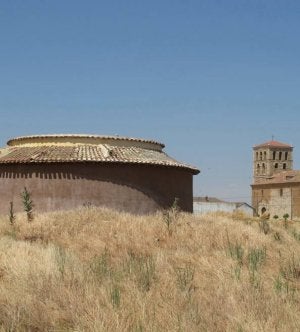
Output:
[{"xmin": 253, "ymin": 140, "xmax": 293, "ymax": 183}]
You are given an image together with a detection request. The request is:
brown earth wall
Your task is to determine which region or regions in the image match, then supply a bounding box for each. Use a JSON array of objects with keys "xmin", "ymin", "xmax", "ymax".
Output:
[
  {"xmin": 252, "ymin": 187, "xmax": 271, "ymax": 215},
  {"xmin": 292, "ymin": 187, "xmax": 300, "ymax": 219},
  {"xmin": 0, "ymin": 163, "xmax": 193, "ymax": 215}
]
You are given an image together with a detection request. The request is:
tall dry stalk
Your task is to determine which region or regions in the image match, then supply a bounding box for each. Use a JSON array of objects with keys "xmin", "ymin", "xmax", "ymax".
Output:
[{"xmin": 8, "ymin": 201, "xmax": 16, "ymax": 225}]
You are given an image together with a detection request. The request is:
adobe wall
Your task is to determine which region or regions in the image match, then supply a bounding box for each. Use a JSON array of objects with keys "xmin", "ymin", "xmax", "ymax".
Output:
[
  {"xmin": 252, "ymin": 187, "xmax": 271, "ymax": 216},
  {"xmin": 292, "ymin": 187, "xmax": 300, "ymax": 219},
  {"xmin": 0, "ymin": 163, "xmax": 193, "ymax": 215}
]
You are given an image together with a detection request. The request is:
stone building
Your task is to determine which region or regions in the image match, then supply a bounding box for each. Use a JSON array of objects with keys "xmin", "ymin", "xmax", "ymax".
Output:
[
  {"xmin": 251, "ymin": 140, "xmax": 300, "ymax": 219},
  {"xmin": 0, "ymin": 134, "xmax": 199, "ymax": 215}
]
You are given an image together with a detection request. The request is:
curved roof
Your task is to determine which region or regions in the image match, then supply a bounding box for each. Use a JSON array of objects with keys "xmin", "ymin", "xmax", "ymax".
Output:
[
  {"xmin": 7, "ymin": 134, "xmax": 165, "ymax": 148},
  {"xmin": 0, "ymin": 134, "xmax": 199, "ymax": 174},
  {"xmin": 254, "ymin": 140, "xmax": 292, "ymax": 149}
]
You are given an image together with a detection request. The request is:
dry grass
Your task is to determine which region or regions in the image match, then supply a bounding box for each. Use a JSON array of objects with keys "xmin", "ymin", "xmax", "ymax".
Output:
[{"xmin": 0, "ymin": 208, "xmax": 300, "ymax": 331}]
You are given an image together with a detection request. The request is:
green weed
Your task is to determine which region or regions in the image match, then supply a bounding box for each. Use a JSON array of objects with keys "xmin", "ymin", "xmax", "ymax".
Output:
[
  {"xmin": 162, "ymin": 197, "xmax": 180, "ymax": 235},
  {"xmin": 126, "ymin": 252, "xmax": 156, "ymax": 292},
  {"xmin": 248, "ymin": 247, "xmax": 266, "ymax": 273},
  {"xmin": 55, "ymin": 246, "xmax": 67, "ymax": 278},
  {"xmin": 226, "ymin": 233, "xmax": 244, "ymax": 266},
  {"xmin": 174, "ymin": 262, "xmax": 195, "ymax": 291},
  {"xmin": 274, "ymin": 275, "xmax": 296, "ymax": 297},
  {"xmin": 90, "ymin": 248, "xmax": 111, "ymax": 280},
  {"xmin": 259, "ymin": 219, "xmax": 270, "ymax": 235},
  {"xmin": 110, "ymin": 284, "xmax": 121, "ymax": 308},
  {"xmin": 280, "ymin": 253, "xmax": 300, "ymax": 280},
  {"xmin": 21, "ymin": 187, "xmax": 34, "ymax": 222},
  {"xmin": 291, "ymin": 229, "xmax": 300, "ymax": 242},
  {"xmin": 283, "ymin": 214, "xmax": 289, "ymax": 228},
  {"xmin": 274, "ymin": 232, "xmax": 281, "ymax": 241}
]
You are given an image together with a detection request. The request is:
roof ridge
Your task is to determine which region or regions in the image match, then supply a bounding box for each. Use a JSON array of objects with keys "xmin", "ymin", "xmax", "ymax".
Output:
[
  {"xmin": 254, "ymin": 140, "xmax": 292, "ymax": 149},
  {"xmin": 7, "ymin": 134, "xmax": 165, "ymax": 148}
]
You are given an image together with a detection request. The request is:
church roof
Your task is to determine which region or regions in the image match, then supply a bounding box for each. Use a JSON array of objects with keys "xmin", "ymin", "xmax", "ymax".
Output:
[
  {"xmin": 253, "ymin": 170, "xmax": 300, "ymax": 185},
  {"xmin": 254, "ymin": 140, "xmax": 292, "ymax": 149},
  {"xmin": 0, "ymin": 134, "xmax": 200, "ymax": 174}
]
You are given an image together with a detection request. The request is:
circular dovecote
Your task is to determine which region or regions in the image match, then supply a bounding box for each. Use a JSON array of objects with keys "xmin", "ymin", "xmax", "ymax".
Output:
[{"xmin": 0, "ymin": 134, "xmax": 199, "ymax": 214}]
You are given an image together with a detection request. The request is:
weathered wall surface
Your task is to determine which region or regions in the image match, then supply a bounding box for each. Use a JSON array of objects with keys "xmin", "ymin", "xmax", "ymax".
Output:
[
  {"xmin": 193, "ymin": 202, "xmax": 253, "ymax": 216},
  {"xmin": 292, "ymin": 187, "xmax": 300, "ymax": 219},
  {"xmin": 253, "ymin": 146, "xmax": 293, "ymax": 182},
  {"xmin": 252, "ymin": 187, "xmax": 271, "ymax": 216},
  {"xmin": 269, "ymin": 188, "xmax": 292, "ymax": 218},
  {"xmin": 193, "ymin": 202, "xmax": 237, "ymax": 214},
  {"xmin": 0, "ymin": 163, "xmax": 193, "ymax": 215},
  {"xmin": 252, "ymin": 184, "xmax": 300, "ymax": 219}
]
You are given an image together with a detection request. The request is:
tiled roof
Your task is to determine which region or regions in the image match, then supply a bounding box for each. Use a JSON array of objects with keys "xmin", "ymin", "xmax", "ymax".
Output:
[
  {"xmin": 253, "ymin": 170, "xmax": 300, "ymax": 185},
  {"xmin": 0, "ymin": 135, "xmax": 199, "ymax": 174},
  {"xmin": 254, "ymin": 140, "xmax": 292, "ymax": 149}
]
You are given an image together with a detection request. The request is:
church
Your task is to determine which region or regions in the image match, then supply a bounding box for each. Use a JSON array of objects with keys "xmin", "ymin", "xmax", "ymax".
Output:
[{"xmin": 251, "ymin": 140, "xmax": 300, "ymax": 219}]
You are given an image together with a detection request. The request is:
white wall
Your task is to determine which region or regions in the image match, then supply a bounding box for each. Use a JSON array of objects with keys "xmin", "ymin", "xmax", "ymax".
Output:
[{"xmin": 193, "ymin": 202, "xmax": 253, "ymax": 216}]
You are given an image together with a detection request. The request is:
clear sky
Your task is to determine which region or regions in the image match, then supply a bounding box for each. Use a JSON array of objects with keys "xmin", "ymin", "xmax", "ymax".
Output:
[{"xmin": 1, "ymin": 1, "xmax": 300, "ymax": 203}]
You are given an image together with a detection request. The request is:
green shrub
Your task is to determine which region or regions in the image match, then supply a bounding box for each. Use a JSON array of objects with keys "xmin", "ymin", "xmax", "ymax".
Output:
[
  {"xmin": 283, "ymin": 213, "xmax": 289, "ymax": 221},
  {"xmin": 283, "ymin": 213, "xmax": 289, "ymax": 228},
  {"xmin": 21, "ymin": 187, "xmax": 34, "ymax": 222}
]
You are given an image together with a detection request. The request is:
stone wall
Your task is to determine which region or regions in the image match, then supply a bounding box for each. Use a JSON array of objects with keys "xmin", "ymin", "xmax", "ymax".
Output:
[
  {"xmin": 268, "ymin": 187, "xmax": 292, "ymax": 218},
  {"xmin": 253, "ymin": 147, "xmax": 293, "ymax": 183},
  {"xmin": 252, "ymin": 184, "xmax": 300, "ymax": 219}
]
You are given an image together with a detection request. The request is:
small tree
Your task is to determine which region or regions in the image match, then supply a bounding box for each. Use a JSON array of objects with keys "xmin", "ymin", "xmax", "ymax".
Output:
[
  {"xmin": 21, "ymin": 187, "xmax": 34, "ymax": 221},
  {"xmin": 9, "ymin": 201, "xmax": 16, "ymax": 225},
  {"xmin": 283, "ymin": 213, "xmax": 289, "ymax": 228}
]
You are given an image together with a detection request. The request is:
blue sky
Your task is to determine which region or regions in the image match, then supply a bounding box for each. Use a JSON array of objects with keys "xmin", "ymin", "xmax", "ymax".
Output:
[{"xmin": 1, "ymin": 1, "xmax": 300, "ymax": 203}]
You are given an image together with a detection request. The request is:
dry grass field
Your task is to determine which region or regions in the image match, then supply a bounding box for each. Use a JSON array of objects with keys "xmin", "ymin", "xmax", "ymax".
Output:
[{"xmin": 0, "ymin": 207, "xmax": 300, "ymax": 331}]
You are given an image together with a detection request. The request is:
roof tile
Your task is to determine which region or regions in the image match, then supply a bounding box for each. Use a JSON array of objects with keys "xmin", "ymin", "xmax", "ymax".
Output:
[
  {"xmin": 0, "ymin": 141, "xmax": 199, "ymax": 174},
  {"xmin": 254, "ymin": 140, "xmax": 292, "ymax": 149}
]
